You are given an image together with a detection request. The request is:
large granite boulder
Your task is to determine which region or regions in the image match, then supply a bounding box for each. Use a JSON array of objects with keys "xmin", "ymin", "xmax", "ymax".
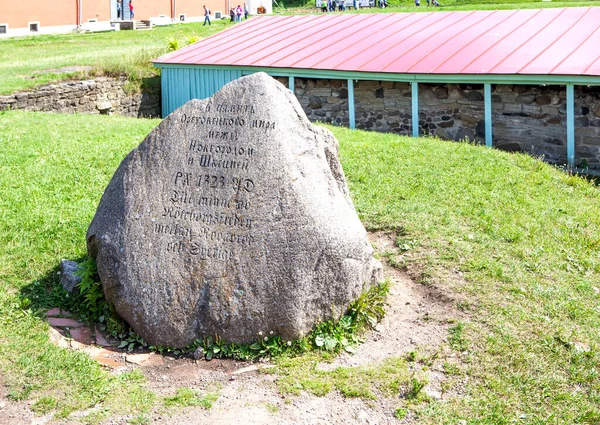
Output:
[{"xmin": 87, "ymin": 72, "xmax": 382, "ymax": 348}]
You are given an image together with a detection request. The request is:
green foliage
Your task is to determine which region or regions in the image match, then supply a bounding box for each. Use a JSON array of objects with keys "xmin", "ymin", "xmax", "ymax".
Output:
[
  {"xmin": 448, "ymin": 322, "xmax": 469, "ymax": 352},
  {"xmin": 348, "ymin": 281, "xmax": 389, "ymax": 330},
  {"xmin": 166, "ymin": 37, "xmax": 181, "ymax": 52},
  {"xmin": 31, "ymin": 396, "xmax": 58, "ymax": 414},
  {"xmin": 163, "ymin": 388, "xmax": 218, "ymax": 409},
  {"xmin": 394, "ymin": 407, "xmax": 408, "ymax": 419},
  {"xmin": 311, "ymin": 282, "xmax": 390, "ymax": 355},
  {"xmin": 332, "ymin": 123, "xmax": 600, "ymax": 422},
  {"xmin": 159, "ymin": 282, "xmax": 391, "ymax": 361},
  {"xmin": 74, "ymin": 257, "xmax": 105, "ymax": 322},
  {"xmin": 406, "ymin": 376, "xmax": 428, "ymax": 400},
  {"xmin": 276, "ymin": 355, "xmax": 411, "ymax": 400}
]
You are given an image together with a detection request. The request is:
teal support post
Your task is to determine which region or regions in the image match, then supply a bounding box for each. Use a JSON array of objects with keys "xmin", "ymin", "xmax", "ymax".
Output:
[
  {"xmin": 566, "ymin": 83, "xmax": 575, "ymax": 169},
  {"xmin": 411, "ymin": 82, "xmax": 419, "ymax": 137},
  {"xmin": 484, "ymin": 82, "xmax": 493, "ymax": 147},
  {"xmin": 348, "ymin": 79, "xmax": 355, "ymax": 130},
  {"xmin": 289, "ymin": 75, "xmax": 295, "ymax": 94}
]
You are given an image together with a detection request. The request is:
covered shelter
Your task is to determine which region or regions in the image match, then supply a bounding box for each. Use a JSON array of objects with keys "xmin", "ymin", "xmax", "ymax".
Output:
[{"xmin": 153, "ymin": 8, "xmax": 600, "ymax": 169}]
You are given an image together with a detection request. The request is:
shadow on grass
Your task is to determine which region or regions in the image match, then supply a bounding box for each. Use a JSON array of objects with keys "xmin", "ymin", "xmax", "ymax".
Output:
[{"xmin": 19, "ymin": 255, "xmax": 88, "ymax": 319}]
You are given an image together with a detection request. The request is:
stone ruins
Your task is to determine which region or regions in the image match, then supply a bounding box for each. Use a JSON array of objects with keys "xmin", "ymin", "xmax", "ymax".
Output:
[{"xmin": 86, "ymin": 72, "xmax": 382, "ymax": 348}]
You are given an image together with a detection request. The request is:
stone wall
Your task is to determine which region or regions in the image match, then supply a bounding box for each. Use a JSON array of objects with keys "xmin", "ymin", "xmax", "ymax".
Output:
[
  {"xmin": 276, "ymin": 77, "xmax": 600, "ymax": 170},
  {"xmin": 0, "ymin": 77, "xmax": 160, "ymax": 118}
]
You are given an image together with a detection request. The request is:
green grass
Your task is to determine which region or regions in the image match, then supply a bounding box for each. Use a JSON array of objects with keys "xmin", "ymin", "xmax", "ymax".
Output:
[
  {"xmin": 1, "ymin": 111, "xmax": 600, "ymax": 422},
  {"xmin": 163, "ymin": 388, "xmax": 218, "ymax": 409},
  {"xmin": 333, "ymin": 124, "xmax": 600, "ymax": 423},
  {"xmin": 276, "ymin": 354, "xmax": 411, "ymax": 399},
  {"xmin": 0, "ymin": 20, "xmax": 231, "ymax": 95},
  {"xmin": 0, "ymin": 111, "xmax": 160, "ymax": 418},
  {"xmin": 2, "ymin": 2, "xmax": 600, "ymax": 95}
]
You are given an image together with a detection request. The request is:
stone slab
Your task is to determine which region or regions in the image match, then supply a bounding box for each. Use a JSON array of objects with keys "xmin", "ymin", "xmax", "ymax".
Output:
[
  {"xmin": 87, "ymin": 73, "xmax": 382, "ymax": 348},
  {"xmin": 126, "ymin": 353, "xmax": 165, "ymax": 367},
  {"xmin": 70, "ymin": 327, "xmax": 94, "ymax": 345},
  {"xmin": 47, "ymin": 318, "xmax": 84, "ymax": 328}
]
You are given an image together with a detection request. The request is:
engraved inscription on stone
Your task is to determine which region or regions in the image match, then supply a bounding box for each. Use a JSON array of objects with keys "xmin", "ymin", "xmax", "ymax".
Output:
[{"xmin": 153, "ymin": 106, "xmax": 265, "ymax": 261}]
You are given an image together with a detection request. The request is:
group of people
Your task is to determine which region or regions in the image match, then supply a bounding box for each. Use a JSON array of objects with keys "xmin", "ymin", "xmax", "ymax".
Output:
[
  {"xmin": 320, "ymin": 0, "xmax": 386, "ymax": 12},
  {"xmin": 203, "ymin": 3, "xmax": 248, "ymax": 26},
  {"xmin": 230, "ymin": 4, "xmax": 249, "ymax": 22},
  {"xmin": 116, "ymin": 0, "xmax": 135, "ymax": 20},
  {"xmin": 321, "ymin": 0, "xmax": 438, "ymax": 11},
  {"xmin": 415, "ymin": 0, "xmax": 441, "ymax": 6},
  {"xmin": 321, "ymin": 0, "xmax": 368, "ymax": 12}
]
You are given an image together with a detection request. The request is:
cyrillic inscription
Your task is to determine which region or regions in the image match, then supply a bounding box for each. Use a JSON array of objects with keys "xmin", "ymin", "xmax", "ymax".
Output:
[{"xmin": 164, "ymin": 103, "xmax": 272, "ymax": 259}]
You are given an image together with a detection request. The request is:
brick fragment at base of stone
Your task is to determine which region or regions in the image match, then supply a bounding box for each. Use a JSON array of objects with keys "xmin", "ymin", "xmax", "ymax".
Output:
[
  {"xmin": 94, "ymin": 325, "xmax": 113, "ymax": 347},
  {"xmin": 47, "ymin": 317, "xmax": 84, "ymax": 328},
  {"xmin": 70, "ymin": 327, "xmax": 94, "ymax": 345}
]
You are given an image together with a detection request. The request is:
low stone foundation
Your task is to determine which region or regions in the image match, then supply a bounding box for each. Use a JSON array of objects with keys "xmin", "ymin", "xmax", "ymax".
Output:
[
  {"xmin": 276, "ymin": 77, "xmax": 600, "ymax": 170},
  {"xmin": 0, "ymin": 77, "xmax": 160, "ymax": 118}
]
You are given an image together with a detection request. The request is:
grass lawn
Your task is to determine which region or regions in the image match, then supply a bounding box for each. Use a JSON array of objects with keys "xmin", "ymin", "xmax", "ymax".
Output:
[
  {"xmin": 1, "ymin": 1, "xmax": 600, "ymax": 95},
  {"xmin": 1, "ymin": 110, "xmax": 600, "ymax": 422},
  {"xmin": 0, "ymin": 20, "xmax": 231, "ymax": 96}
]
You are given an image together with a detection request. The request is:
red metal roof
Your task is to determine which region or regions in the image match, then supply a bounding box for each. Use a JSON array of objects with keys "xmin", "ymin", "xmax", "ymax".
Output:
[{"xmin": 154, "ymin": 7, "xmax": 600, "ymax": 76}]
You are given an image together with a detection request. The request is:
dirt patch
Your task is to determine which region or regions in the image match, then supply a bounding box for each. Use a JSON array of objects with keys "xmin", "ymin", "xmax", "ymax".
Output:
[{"xmin": 0, "ymin": 231, "xmax": 467, "ymax": 424}]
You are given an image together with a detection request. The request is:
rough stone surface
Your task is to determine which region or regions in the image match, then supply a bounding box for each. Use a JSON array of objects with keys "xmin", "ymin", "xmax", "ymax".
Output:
[
  {"xmin": 0, "ymin": 77, "xmax": 160, "ymax": 118},
  {"xmin": 59, "ymin": 259, "xmax": 82, "ymax": 293},
  {"xmin": 87, "ymin": 73, "xmax": 382, "ymax": 348},
  {"xmin": 279, "ymin": 77, "xmax": 600, "ymax": 170}
]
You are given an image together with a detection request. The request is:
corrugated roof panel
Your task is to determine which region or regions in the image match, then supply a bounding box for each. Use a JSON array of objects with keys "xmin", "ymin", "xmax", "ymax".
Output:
[
  {"xmin": 433, "ymin": 9, "xmax": 531, "ymax": 74},
  {"xmin": 493, "ymin": 8, "xmax": 581, "ymax": 74},
  {"xmin": 341, "ymin": 12, "xmax": 452, "ymax": 72},
  {"xmin": 461, "ymin": 9, "xmax": 560, "ymax": 74},
  {"xmin": 221, "ymin": 15, "xmax": 331, "ymax": 66},
  {"xmin": 586, "ymin": 57, "xmax": 600, "ymax": 76},
  {"xmin": 300, "ymin": 13, "xmax": 406, "ymax": 70},
  {"xmin": 404, "ymin": 10, "xmax": 502, "ymax": 73},
  {"xmin": 519, "ymin": 8, "xmax": 595, "ymax": 74},
  {"xmin": 153, "ymin": 8, "xmax": 600, "ymax": 77},
  {"xmin": 384, "ymin": 10, "xmax": 492, "ymax": 73},
  {"xmin": 281, "ymin": 14, "xmax": 385, "ymax": 69},
  {"xmin": 552, "ymin": 24, "xmax": 600, "ymax": 75},
  {"xmin": 238, "ymin": 14, "xmax": 360, "ymax": 67}
]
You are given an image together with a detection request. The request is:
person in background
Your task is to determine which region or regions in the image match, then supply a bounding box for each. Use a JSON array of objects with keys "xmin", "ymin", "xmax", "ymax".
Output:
[
  {"xmin": 321, "ymin": 1, "xmax": 328, "ymax": 12},
  {"xmin": 203, "ymin": 5, "xmax": 211, "ymax": 26},
  {"xmin": 117, "ymin": 0, "xmax": 122, "ymax": 19},
  {"xmin": 415, "ymin": 0, "xmax": 420, "ymax": 6},
  {"xmin": 235, "ymin": 4, "xmax": 243, "ymax": 21},
  {"xmin": 129, "ymin": 0, "xmax": 135, "ymax": 19},
  {"xmin": 244, "ymin": 2, "xmax": 249, "ymax": 19},
  {"xmin": 337, "ymin": 0, "xmax": 345, "ymax": 11},
  {"xmin": 230, "ymin": 7, "xmax": 236, "ymax": 22}
]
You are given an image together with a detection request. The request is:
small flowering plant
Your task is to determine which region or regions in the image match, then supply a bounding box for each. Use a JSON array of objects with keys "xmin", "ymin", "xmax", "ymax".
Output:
[{"xmin": 250, "ymin": 331, "xmax": 286, "ymax": 357}]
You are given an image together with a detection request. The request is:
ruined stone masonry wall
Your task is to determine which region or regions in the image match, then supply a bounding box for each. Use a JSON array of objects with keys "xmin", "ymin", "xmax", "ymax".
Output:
[
  {"xmin": 282, "ymin": 77, "xmax": 600, "ymax": 170},
  {"xmin": 0, "ymin": 77, "xmax": 160, "ymax": 118}
]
